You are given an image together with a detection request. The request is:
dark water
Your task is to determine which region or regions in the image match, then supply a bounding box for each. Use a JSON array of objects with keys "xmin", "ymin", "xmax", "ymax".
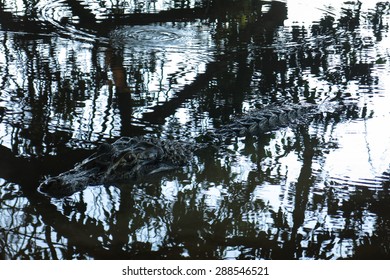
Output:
[{"xmin": 1, "ymin": 0, "xmax": 390, "ymax": 259}]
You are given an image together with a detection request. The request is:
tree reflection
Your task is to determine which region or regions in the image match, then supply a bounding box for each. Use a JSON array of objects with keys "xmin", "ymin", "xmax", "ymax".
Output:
[{"xmin": 1, "ymin": 0, "xmax": 390, "ymax": 259}]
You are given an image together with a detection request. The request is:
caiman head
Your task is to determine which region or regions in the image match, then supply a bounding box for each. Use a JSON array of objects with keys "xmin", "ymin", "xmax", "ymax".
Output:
[
  {"xmin": 38, "ymin": 143, "xmax": 115, "ymax": 198},
  {"xmin": 38, "ymin": 169, "xmax": 93, "ymax": 198},
  {"xmin": 38, "ymin": 177, "xmax": 83, "ymax": 199},
  {"xmin": 37, "ymin": 136, "xmax": 195, "ymax": 198},
  {"xmin": 103, "ymin": 139, "xmax": 188, "ymax": 181}
]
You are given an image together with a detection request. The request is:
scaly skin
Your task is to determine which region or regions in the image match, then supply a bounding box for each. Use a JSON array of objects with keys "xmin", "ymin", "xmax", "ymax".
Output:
[
  {"xmin": 215, "ymin": 103, "xmax": 317, "ymax": 138},
  {"xmin": 38, "ymin": 136, "xmax": 195, "ymax": 198},
  {"xmin": 38, "ymin": 102, "xmax": 343, "ymax": 198}
]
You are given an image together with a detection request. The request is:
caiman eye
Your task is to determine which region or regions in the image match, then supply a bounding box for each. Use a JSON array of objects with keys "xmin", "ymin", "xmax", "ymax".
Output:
[{"xmin": 125, "ymin": 153, "xmax": 135, "ymax": 161}]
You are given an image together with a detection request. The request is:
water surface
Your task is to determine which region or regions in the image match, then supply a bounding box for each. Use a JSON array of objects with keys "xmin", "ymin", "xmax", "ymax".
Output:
[{"xmin": 1, "ymin": 0, "xmax": 390, "ymax": 259}]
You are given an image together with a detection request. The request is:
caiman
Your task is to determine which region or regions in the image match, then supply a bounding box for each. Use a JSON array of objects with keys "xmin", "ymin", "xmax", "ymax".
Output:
[
  {"xmin": 38, "ymin": 136, "xmax": 195, "ymax": 198},
  {"xmin": 38, "ymin": 101, "xmax": 344, "ymax": 198}
]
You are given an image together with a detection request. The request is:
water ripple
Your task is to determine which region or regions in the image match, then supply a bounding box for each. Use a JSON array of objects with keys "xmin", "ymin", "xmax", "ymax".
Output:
[{"xmin": 35, "ymin": 0, "xmax": 107, "ymax": 43}]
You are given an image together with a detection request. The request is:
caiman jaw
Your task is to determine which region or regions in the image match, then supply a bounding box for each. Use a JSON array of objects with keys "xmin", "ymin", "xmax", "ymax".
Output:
[
  {"xmin": 37, "ymin": 136, "xmax": 195, "ymax": 198},
  {"xmin": 38, "ymin": 177, "xmax": 87, "ymax": 198}
]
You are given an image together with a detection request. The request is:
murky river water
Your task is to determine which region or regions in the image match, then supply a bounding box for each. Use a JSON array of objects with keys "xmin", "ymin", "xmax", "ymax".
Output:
[{"xmin": 1, "ymin": 0, "xmax": 390, "ymax": 259}]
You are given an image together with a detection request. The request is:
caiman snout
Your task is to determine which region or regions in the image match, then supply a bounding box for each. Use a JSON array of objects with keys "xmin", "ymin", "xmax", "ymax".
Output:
[{"xmin": 38, "ymin": 176, "xmax": 87, "ymax": 198}]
